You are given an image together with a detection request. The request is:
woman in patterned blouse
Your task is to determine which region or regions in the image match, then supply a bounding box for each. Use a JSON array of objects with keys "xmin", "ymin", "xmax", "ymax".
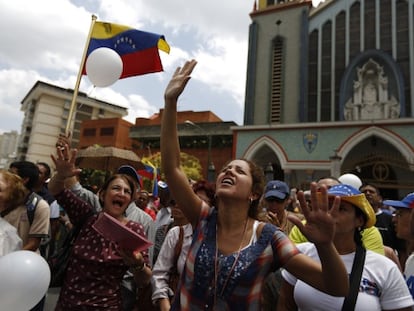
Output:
[
  {"xmin": 48, "ymin": 146, "xmax": 152, "ymax": 310},
  {"xmin": 160, "ymin": 59, "xmax": 349, "ymax": 311}
]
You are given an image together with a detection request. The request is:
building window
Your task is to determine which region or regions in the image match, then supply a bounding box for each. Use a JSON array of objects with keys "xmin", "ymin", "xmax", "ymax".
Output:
[
  {"xmin": 270, "ymin": 36, "xmax": 284, "ymax": 123},
  {"xmin": 308, "ymin": 30, "xmax": 318, "ymax": 122},
  {"xmin": 364, "ymin": 0, "xmax": 376, "ymax": 50},
  {"xmin": 321, "ymin": 20, "xmax": 332, "ymax": 121},
  {"xmin": 350, "ymin": 2, "xmax": 361, "ymax": 59},
  {"xmin": 380, "ymin": 0, "xmax": 392, "ymax": 54},
  {"xmin": 100, "ymin": 127, "xmax": 114, "ymax": 136},
  {"xmin": 98, "ymin": 108, "xmax": 105, "ymax": 117},
  {"xmin": 335, "ymin": 11, "xmax": 346, "ymax": 121},
  {"xmin": 77, "ymin": 104, "xmax": 93, "ymax": 113},
  {"xmin": 396, "ymin": 0, "xmax": 410, "ymax": 115},
  {"xmin": 83, "ymin": 128, "xmax": 96, "ymax": 137}
]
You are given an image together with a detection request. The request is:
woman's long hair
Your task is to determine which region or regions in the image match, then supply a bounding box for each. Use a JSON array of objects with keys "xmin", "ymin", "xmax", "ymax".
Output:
[{"xmin": 244, "ymin": 159, "xmax": 265, "ymax": 219}]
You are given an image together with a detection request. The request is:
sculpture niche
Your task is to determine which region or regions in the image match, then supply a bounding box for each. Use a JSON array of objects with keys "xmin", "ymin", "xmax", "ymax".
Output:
[{"xmin": 344, "ymin": 59, "xmax": 400, "ymax": 121}]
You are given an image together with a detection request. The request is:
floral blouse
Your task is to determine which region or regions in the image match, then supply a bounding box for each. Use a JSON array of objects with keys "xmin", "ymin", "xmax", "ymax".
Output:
[{"xmin": 54, "ymin": 189, "xmax": 148, "ymax": 311}]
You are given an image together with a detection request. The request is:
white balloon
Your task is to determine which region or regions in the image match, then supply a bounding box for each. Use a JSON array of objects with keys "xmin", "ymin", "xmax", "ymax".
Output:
[
  {"xmin": 338, "ymin": 173, "xmax": 362, "ymax": 189},
  {"xmin": 0, "ymin": 250, "xmax": 51, "ymax": 310},
  {"xmin": 86, "ymin": 47, "xmax": 123, "ymax": 87}
]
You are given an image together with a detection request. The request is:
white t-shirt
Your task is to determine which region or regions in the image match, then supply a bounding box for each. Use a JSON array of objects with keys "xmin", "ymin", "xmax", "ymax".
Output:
[
  {"xmin": 282, "ymin": 242, "xmax": 413, "ymax": 310},
  {"xmin": 49, "ymin": 200, "xmax": 60, "ymax": 219},
  {"xmin": 404, "ymin": 253, "xmax": 414, "ymax": 299},
  {"xmin": 0, "ymin": 217, "xmax": 22, "ymax": 256},
  {"xmin": 151, "ymin": 223, "xmax": 193, "ymax": 303}
]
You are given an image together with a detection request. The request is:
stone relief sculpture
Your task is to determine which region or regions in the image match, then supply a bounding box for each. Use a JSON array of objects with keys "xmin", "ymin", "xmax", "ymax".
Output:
[{"xmin": 344, "ymin": 59, "xmax": 400, "ymax": 120}]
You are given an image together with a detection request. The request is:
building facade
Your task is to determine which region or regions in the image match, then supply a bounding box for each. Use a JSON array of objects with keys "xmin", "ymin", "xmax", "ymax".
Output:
[
  {"xmin": 130, "ymin": 109, "xmax": 235, "ymax": 181},
  {"xmin": 0, "ymin": 130, "xmax": 19, "ymax": 169},
  {"xmin": 235, "ymin": 0, "xmax": 414, "ymax": 198},
  {"xmin": 78, "ymin": 117, "xmax": 134, "ymax": 150},
  {"xmin": 18, "ymin": 81, "xmax": 128, "ymax": 166}
]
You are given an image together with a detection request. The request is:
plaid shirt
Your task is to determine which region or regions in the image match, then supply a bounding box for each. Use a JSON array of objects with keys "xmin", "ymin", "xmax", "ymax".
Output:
[{"xmin": 172, "ymin": 203, "xmax": 299, "ymax": 311}]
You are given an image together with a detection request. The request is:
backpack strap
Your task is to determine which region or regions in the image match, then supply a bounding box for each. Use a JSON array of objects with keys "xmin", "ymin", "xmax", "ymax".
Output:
[
  {"xmin": 341, "ymin": 244, "xmax": 366, "ymax": 311},
  {"xmin": 26, "ymin": 192, "xmax": 41, "ymax": 225}
]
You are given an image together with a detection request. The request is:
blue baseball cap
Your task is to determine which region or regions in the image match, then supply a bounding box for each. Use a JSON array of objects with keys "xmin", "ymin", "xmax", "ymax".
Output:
[
  {"xmin": 264, "ymin": 180, "xmax": 289, "ymax": 200},
  {"xmin": 327, "ymin": 184, "xmax": 376, "ymax": 228},
  {"xmin": 117, "ymin": 165, "xmax": 141, "ymax": 189},
  {"xmin": 383, "ymin": 193, "xmax": 414, "ymax": 209}
]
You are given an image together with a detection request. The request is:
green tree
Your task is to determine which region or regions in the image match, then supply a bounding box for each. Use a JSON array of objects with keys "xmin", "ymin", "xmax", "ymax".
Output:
[{"xmin": 141, "ymin": 151, "xmax": 202, "ymax": 185}]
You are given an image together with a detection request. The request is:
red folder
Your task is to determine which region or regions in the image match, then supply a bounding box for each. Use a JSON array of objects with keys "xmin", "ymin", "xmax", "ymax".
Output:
[{"xmin": 92, "ymin": 212, "xmax": 152, "ymax": 252}]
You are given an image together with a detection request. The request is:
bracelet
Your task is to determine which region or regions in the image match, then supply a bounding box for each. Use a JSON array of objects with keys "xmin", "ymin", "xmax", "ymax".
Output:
[{"xmin": 130, "ymin": 262, "xmax": 146, "ymax": 274}]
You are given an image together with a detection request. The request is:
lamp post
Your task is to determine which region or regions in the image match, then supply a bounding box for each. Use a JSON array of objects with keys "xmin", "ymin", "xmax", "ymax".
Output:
[{"xmin": 185, "ymin": 120, "xmax": 215, "ymax": 181}]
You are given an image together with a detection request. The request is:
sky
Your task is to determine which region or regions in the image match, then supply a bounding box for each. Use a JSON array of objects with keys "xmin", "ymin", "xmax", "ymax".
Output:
[{"xmin": 0, "ymin": 0, "xmax": 324, "ymax": 134}]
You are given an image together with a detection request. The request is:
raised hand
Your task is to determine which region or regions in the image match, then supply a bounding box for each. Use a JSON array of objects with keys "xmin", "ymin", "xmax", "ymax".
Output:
[
  {"xmin": 56, "ymin": 131, "xmax": 72, "ymax": 150},
  {"xmin": 51, "ymin": 143, "xmax": 81, "ymax": 179},
  {"xmin": 288, "ymin": 182, "xmax": 340, "ymax": 245},
  {"xmin": 164, "ymin": 59, "xmax": 197, "ymax": 103}
]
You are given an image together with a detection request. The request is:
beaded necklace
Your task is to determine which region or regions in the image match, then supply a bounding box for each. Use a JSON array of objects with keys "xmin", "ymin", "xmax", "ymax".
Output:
[{"xmin": 213, "ymin": 217, "xmax": 250, "ymax": 307}]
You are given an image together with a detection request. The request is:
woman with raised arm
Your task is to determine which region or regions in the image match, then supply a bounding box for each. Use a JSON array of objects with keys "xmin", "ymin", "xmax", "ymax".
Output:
[
  {"xmin": 48, "ymin": 146, "xmax": 152, "ymax": 310},
  {"xmin": 278, "ymin": 184, "xmax": 413, "ymax": 310},
  {"xmin": 160, "ymin": 59, "xmax": 349, "ymax": 310}
]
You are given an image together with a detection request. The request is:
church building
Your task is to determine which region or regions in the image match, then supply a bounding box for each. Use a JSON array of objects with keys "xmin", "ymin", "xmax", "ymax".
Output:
[{"xmin": 234, "ymin": 0, "xmax": 414, "ymax": 198}]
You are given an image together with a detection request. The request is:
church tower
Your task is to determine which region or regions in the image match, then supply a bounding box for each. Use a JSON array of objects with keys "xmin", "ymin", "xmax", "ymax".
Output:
[{"xmin": 244, "ymin": 0, "xmax": 312, "ymax": 125}]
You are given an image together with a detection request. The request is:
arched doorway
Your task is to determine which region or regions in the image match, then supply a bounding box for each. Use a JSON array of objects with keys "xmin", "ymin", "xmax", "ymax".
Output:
[{"xmin": 341, "ymin": 135, "xmax": 414, "ymax": 199}]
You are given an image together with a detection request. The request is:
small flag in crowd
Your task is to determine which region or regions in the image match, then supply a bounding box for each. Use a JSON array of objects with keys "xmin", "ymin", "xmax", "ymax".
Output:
[{"xmin": 138, "ymin": 159, "xmax": 160, "ymax": 197}]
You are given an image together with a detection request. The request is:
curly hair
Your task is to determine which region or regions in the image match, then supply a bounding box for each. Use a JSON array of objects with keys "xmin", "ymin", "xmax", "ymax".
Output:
[
  {"xmin": 244, "ymin": 159, "xmax": 266, "ymax": 219},
  {"xmin": 0, "ymin": 170, "xmax": 27, "ymax": 209}
]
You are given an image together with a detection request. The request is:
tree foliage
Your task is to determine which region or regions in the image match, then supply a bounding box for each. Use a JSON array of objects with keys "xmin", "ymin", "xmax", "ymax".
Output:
[{"xmin": 142, "ymin": 151, "xmax": 202, "ymax": 181}]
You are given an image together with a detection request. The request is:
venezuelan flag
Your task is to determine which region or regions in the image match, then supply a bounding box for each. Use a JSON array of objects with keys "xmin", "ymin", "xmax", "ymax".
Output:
[
  {"xmin": 84, "ymin": 21, "xmax": 170, "ymax": 78},
  {"xmin": 138, "ymin": 159, "xmax": 160, "ymax": 197}
]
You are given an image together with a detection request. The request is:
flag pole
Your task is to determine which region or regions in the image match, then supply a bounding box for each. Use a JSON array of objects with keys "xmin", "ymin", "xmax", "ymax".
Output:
[{"xmin": 65, "ymin": 14, "xmax": 98, "ymax": 134}]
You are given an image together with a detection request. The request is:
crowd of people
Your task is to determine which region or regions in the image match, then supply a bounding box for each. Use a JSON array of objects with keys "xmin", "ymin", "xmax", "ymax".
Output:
[{"xmin": 1, "ymin": 59, "xmax": 414, "ymax": 310}]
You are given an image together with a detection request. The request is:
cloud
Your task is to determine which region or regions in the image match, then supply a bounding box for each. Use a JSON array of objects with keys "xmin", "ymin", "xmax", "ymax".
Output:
[{"xmin": 0, "ymin": 0, "xmax": 252, "ymax": 133}]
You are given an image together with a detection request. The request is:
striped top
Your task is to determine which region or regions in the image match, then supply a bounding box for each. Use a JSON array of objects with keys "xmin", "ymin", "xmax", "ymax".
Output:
[{"xmin": 172, "ymin": 202, "xmax": 299, "ymax": 311}]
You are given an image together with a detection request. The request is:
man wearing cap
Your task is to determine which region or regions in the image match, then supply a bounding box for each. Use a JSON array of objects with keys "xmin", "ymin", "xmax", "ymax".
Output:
[
  {"xmin": 154, "ymin": 181, "xmax": 174, "ymax": 230},
  {"xmin": 261, "ymin": 180, "xmax": 303, "ymax": 233},
  {"xmin": 261, "ymin": 180, "xmax": 304, "ymax": 310},
  {"xmin": 360, "ymin": 183, "xmax": 404, "ymax": 262},
  {"xmin": 383, "ymin": 193, "xmax": 414, "ymax": 299}
]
